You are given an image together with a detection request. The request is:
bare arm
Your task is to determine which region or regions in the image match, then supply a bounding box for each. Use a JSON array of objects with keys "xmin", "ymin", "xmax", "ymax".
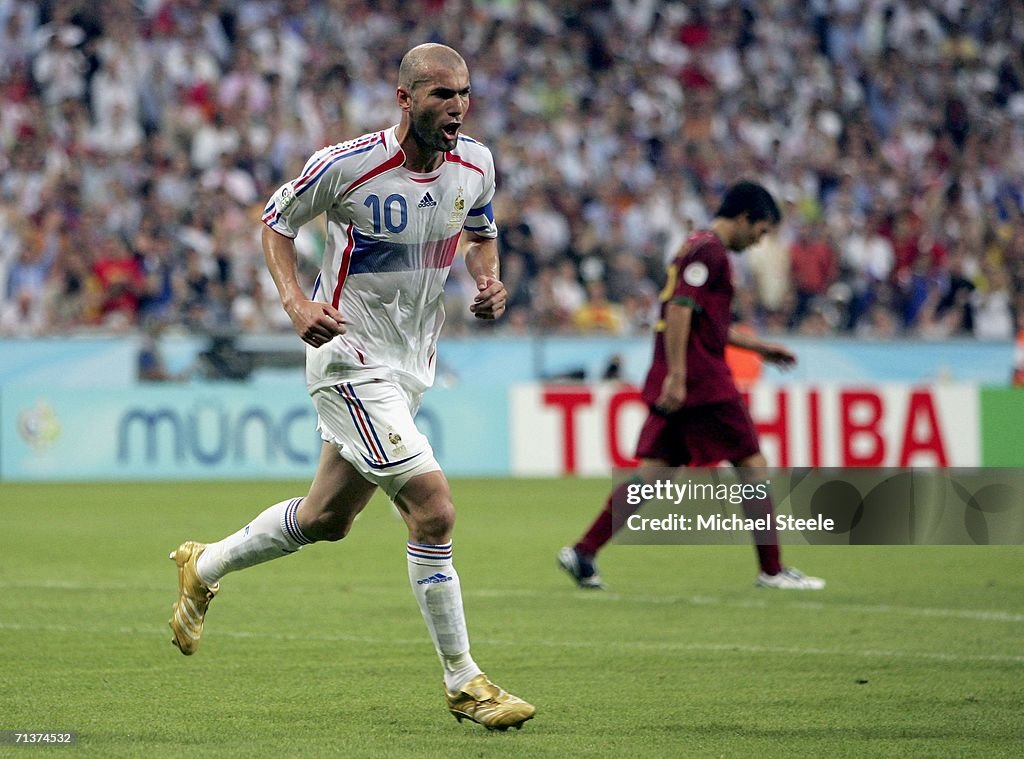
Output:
[
  {"xmin": 262, "ymin": 225, "xmax": 346, "ymax": 347},
  {"xmin": 656, "ymin": 302, "xmax": 693, "ymax": 413},
  {"xmin": 463, "ymin": 232, "xmax": 507, "ymax": 320},
  {"xmin": 727, "ymin": 325, "xmax": 797, "ymax": 368}
]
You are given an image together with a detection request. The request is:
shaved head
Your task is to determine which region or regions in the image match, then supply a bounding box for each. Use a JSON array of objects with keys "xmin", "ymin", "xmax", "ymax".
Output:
[
  {"xmin": 394, "ymin": 43, "xmax": 472, "ymax": 168},
  {"xmin": 398, "ymin": 43, "xmax": 467, "ymax": 91}
]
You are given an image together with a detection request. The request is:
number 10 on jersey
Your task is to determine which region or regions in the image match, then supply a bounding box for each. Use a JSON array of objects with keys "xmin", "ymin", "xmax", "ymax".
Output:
[{"xmin": 364, "ymin": 194, "xmax": 409, "ymax": 233}]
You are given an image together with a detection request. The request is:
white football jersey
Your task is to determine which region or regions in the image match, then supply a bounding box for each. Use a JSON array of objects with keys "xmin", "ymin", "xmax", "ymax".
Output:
[{"xmin": 262, "ymin": 126, "xmax": 498, "ymax": 393}]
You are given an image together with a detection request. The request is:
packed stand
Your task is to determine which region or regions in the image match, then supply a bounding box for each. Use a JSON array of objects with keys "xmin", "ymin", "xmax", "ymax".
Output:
[{"xmin": 0, "ymin": 0, "xmax": 1022, "ymax": 342}]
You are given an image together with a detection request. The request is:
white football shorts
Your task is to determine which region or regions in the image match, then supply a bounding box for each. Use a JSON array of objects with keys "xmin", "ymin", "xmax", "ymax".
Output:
[{"xmin": 312, "ymin": 378, "xmax": 441, "ymax": 499}]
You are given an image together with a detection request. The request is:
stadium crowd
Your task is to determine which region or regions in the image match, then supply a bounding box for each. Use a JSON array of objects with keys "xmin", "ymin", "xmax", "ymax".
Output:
[{"xmin": 1, "ymin": 0, "xmax": 1022, "ymax": 341}]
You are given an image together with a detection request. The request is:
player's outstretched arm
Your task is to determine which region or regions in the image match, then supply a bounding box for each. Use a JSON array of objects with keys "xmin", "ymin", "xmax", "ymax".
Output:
[
  {"xmin": 464, "ymin": 232, "xmax": 507, "ymax": 320},
  {"xmin": 759, "ymin": 343, "xmax": 797, "ymax": 367},
  {"xmin": 262, "ymin": 225, "xmax": 346, "ymax": 347},
  {"xmin": 727, "ymin": 325, "xmax": 796, "ymax": 368}
]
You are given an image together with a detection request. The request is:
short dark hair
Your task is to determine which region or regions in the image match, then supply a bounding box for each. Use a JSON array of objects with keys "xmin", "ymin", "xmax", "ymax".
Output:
[{"xmin": 714, "ymin": 181, "xmax": 781, "ymax": 224}]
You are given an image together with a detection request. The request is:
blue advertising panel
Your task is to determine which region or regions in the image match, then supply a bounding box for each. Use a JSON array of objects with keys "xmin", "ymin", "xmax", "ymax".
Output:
[
  {"xmin": 1, "ymin": 382, "xmax": 510, "ymax": 481},
  {"xmin": 0, "ymin": 336, "xmax": 1015, "ymax": 389}
]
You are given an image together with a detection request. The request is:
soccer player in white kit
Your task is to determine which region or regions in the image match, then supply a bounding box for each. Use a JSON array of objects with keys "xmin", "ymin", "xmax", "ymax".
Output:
[{"xmin": 168, "ymin": 44, "xmax": 535, "ymax": 731}]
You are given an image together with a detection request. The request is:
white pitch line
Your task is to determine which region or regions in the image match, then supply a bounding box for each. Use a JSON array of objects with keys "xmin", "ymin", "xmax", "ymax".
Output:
[
  {"xmin": 2, "ymin": 579, "xmax": 1023, "ymax": 623},
  {"xmin": 468, "ymin": 588, "xmax": 1024, "ymax": 623},
  {"xmin": 0, "ymin": 621, "xmax": 1021, "ymax": 664}
]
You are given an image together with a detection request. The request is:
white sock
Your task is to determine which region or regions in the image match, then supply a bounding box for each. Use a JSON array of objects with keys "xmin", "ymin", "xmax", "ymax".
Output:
[
  {"xmin": 406, "ymin": 541, "xmax": 482, "ymax": 692},
  {"xmin": 196, "ymin": 498, "xmax": 313, "ymax": 585}
]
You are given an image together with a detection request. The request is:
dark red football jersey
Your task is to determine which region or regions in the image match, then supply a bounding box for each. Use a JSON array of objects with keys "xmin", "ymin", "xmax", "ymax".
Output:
[{"xmin": 641, "ymin": 230, "xmax": 740, "ymax": 408}]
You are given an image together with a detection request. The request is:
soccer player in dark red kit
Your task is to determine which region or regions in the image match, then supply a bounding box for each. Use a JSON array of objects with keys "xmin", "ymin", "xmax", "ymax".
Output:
[{"xmin": 559, "ymin": 181, "xmax": 825, "ymax": 590}]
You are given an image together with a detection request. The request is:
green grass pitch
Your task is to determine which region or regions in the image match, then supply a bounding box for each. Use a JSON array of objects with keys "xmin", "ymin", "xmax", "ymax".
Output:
[{"xmin": 1, "ymin": 478, "xmax": 1022, "ymax": 758}]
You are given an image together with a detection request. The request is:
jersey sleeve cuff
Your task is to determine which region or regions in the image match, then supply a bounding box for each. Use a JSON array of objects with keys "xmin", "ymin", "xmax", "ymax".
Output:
[
  {"xmin": 671, "ymin": 295, "xmax": 701, "ymax": 311},
  {"xmin": 262, "ymin": 219, "xmax": 298, "ymax": 239}
]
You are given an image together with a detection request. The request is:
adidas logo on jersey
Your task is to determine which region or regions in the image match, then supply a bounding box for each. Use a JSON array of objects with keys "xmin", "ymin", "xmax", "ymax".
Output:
[
  {"xmin": 418, "ymin": 192, "xmax": 437, "ymax": 208},
  {"xmin": 416, "ymin": 572, "xmax": 453, "ymax": 585}
]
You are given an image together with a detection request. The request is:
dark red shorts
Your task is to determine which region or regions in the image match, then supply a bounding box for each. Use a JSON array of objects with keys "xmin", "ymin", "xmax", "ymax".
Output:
[{"xmin": 634, "ymin": 398, "xmax": 760, "ymax": 467}]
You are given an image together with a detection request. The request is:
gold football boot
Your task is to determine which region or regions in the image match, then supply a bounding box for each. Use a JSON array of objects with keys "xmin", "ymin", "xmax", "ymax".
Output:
[
  {"xmin": 168, "ymin": 541, "xmax": 219, "ymax": 655},
  {"xmin": 445, "ymin": 674, "xmax": 535, "ymax": 731}
]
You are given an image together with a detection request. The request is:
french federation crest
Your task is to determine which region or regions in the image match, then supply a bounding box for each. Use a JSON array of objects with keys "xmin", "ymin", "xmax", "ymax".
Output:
[
  {"xmin": 449, "ymin": 187, "xmax": 466, "ymax": 227},
  {"xmin": 388, "ymin": 431, "xmax": 407, "ymax": 456}
]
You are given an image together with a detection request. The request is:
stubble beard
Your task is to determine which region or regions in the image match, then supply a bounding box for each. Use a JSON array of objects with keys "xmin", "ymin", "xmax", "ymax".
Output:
[{"xmin": 411, "ymin": 112, "xmax": 455, "ymax": 155}]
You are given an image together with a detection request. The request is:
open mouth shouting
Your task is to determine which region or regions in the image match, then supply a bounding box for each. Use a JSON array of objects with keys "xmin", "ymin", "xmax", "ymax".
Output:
[{"xmin": 442, "ymin": 121, "xmax": 461, "ymax": 144}]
